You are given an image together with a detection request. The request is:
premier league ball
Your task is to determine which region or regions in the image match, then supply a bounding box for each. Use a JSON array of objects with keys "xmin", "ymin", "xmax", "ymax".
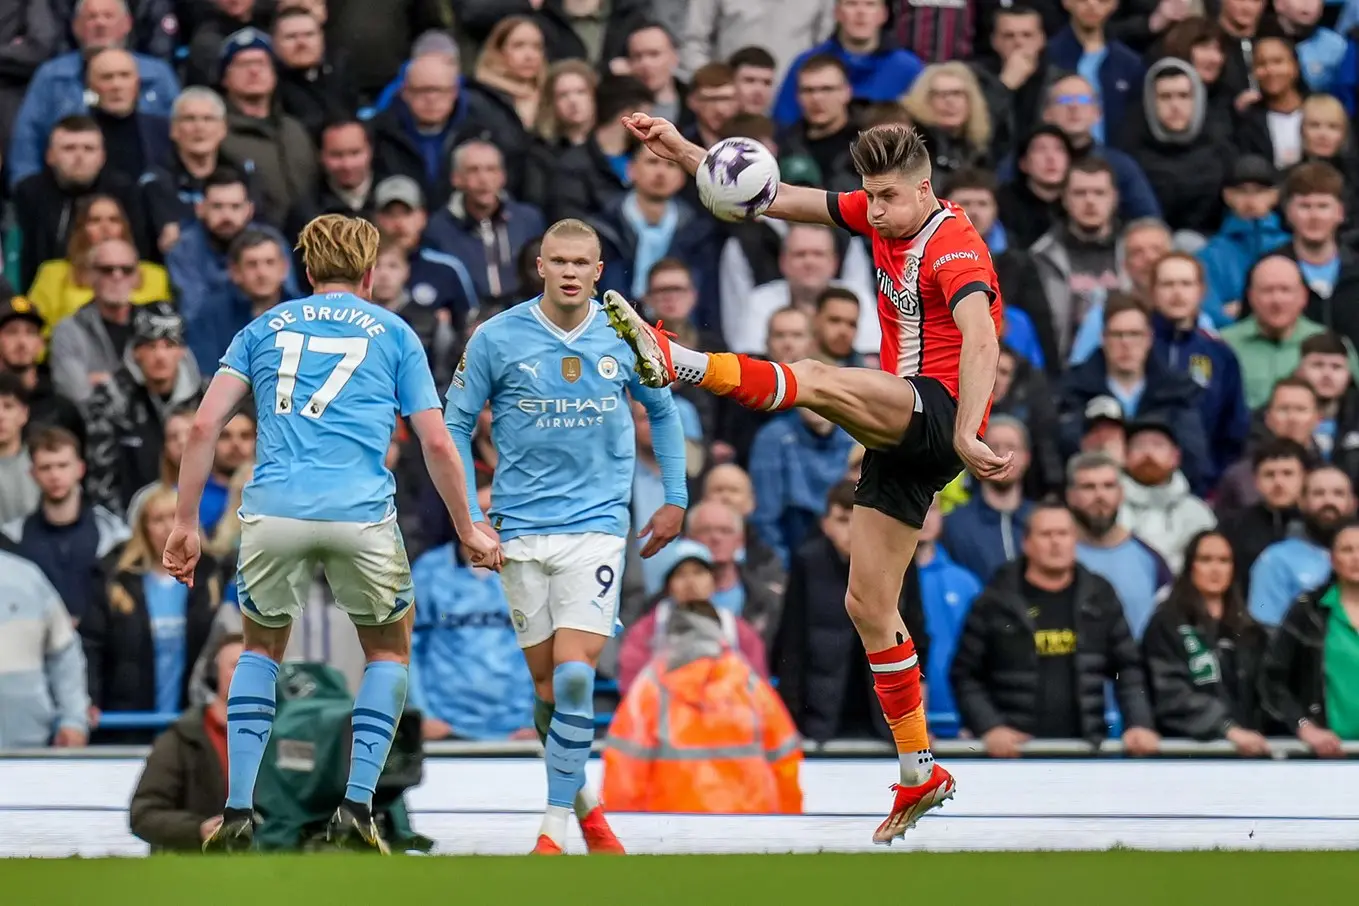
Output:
[{"xmin": 696, "ymin": 137, "xmax": 781, "ymax": 223}]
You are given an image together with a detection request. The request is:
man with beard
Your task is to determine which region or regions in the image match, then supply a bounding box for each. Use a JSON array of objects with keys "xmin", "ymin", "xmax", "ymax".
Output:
[
  {"xmin": 1117, "ymin": 418, "xmax": 1216, "ymax": 573},
  {"xmin": 1066, "ymin": 450, "xmax": 1173, "ymax": 640},
  {"xmin": 1219, "ymin": 437, "xmax": 1307, "ymax": 597},
  {"xmin": 1250, "ymin": 465, "xmax": 1356, "ymax": 626}
]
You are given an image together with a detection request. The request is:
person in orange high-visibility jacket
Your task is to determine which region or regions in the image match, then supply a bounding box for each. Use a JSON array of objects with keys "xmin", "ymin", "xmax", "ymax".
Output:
[{"xmin": 602, "ymin": 575, "xmax": 803, "ymax": 814}]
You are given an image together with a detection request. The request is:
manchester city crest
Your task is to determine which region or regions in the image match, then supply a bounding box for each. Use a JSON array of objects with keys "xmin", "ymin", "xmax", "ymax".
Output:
[{"xmin": 598, "ymin": 355, "xmax": 619, "ymax": 379}]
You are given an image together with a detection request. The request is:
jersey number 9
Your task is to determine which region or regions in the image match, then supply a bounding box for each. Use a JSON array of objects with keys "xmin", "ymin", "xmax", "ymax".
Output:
[{"xmin": 274, "ymin": 331, "xmax": 370, "ymax": 419}]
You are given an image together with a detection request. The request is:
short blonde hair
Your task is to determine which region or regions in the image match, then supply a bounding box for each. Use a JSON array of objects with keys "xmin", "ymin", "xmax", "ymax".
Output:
[
  {"xmin": 296, "ymin": 214, "xmax": 379, "ymax": 284},
  {"xmin": 542, "ymin": 218, "xmax": 601, "ymax": 255}
]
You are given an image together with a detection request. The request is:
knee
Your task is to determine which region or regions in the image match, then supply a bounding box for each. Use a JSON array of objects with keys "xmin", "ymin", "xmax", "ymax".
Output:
[
  {"xmin": 552, "ymin": 660, "xmax": 596, "ymax": 711},
  {"xmin": 844, "ymin": 586, "xmax": 895, "ymax": 635}
]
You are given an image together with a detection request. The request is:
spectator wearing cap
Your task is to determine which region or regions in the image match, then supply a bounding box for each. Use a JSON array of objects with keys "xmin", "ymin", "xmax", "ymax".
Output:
[
  {"xmin": 0, "ymin": 295, "xmax": 85, "ymax": 446},
  {"xmin": 369, "ymin": 49, "xmax": 529, "ymax": 212},
  {"xmin": 996, "ymin": 126, "xmax": 1071, "ymax": 253},
  {"xmin": 168, "ymin": 167, "xmax": 298, "ymax": 373},
  {"xmin": 617, "ymin": 538, "xmax": 770, "ymax": 696},
  {"xmin": 2, "ymin": 425, "xmax": 131, "ymax": 624},
  {"xmin": 12, "ymin": 115, "xmax": 160, "ymax": 291},
  {"xmin": 1080, "ymin": 394, "xmax": 1128, "ymax": 464},
  {"xmin": 774, "ymin": 480, "xmax": 930, "ymax": 741},
  {"xmin": 1221, "ymin": 256, "xmax": 1353, "ymax": 410},
  {"xmin": 540, "ymin": 74, "xmax": 651, "ymax": 222},
  {"xmin": 1125, "ymin": 57, "xmax": 1231, "ymax": 236},
  {"xmin": 941, "ymin": 416, "xmax": 1035, "ymax": 583},
  {"xmin": 372, "ymin": 175, "xmax": 479, "ymax": 327},
  {"xmin": 772, "ymin": 0, "xmax": 923, "ymax": 128},
  {"xmin": 946, "ymin": 169, "xmax": 1059, "ymax": 372},
  {"xmin": 84, "ymin": 48, "xmax": 173, "ymax": 188},
  {"xmin": 1119, "ymin": 417, "xmax": 1217, "ymax": 573},
  {"xmin": 1147, "ymin": 253, "xmax": 1249, "ymax": 483},
  {"xmin": 271, "ymin": 6, "xmax": 359, "ymax": 142},
  {"xmin": 51, "ymin": 237, "xmax": 178, "ymax": 405},
  {"xmin": 1218, "ymin": 437, "xmax": 1307, "ymax": 597},
  {"xmin": 83, "ymin": 302, "xmax": 204, "ymax": 517},
  {"xmin": 1059, "ymin": 293, "xmax": 1212, "ymax": 494},
  {"xmin": 680, "ymin": 0, "xmax": 832, "ymax": 88},
  {"xmin": 991, "ymin": 344, "xmax": 1064, "ymax": 497},
  {"xmin": 184, "ymin": 0, "xmax": 275, "ymax": 86},
  {"xmin": 218, "ymin": 28, "xmax": 318, "ymax": 230},
  {"xmin": 423, "ymin": 139, "xmax": 546, "ymax": 304},
  {"xmin": 154, "ymin": 87, "xmax": 236, "ymax": 226},
  {"xmin": 7, "ymin": 0, "xmax": 179, "ymax": 190},
  {"xmin": 951, "ymin": 500, "xmax": 1159, "ymax": 754},
  {"xmin": 0, "ymin": 373, "xmax": 41, "ymax": 525},
  {"xmin": 1268, "ymin": 163, "xmax": 1359, "ymax": 353},
  {"xmin": 1196, "ymin": 154, "xmax": 1290, "ymax": 327}
]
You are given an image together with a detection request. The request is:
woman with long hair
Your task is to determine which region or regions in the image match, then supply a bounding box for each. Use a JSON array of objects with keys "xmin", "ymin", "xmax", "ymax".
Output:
[
  {"xmin": 26, "ymin": 194, "xmax": 171, "ymax": 331},
  {"xmin": 900, "ymin": 63, "xmax": 993, "ymax": 175},
  {"xmin": 1296, "ymin": 93, "xmax": 1359, "ymax": 212},
  {"xmin": 1261, "ymin": 521, "xmax": 1359, "ymax": 755},
  {"xmin": 535, "ymin": 60, "xmax": 597, "ymax": 147},
  {"xmin": 1142, "ymin": 530, "xmax": 1273, "ymax": 754},
  {"xmin": 1235, "ymin": 35, "xmax": 1308, "ymax": 170},
  {"xmin": 79, "ymin": 486, "xmax": 220, "ymax": 742},
  {"xmin": 473, "ymin": 16, "xmax": 549, "ymax": 131}
]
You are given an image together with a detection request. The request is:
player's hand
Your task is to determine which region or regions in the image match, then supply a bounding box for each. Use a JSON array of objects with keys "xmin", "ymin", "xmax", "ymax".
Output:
[
  {"xmin": 954, "ymin": 434, "xmax": 1015, "ymax": 483},
  {"xmin": 53, "ymin": 726, "xmax": 87, "ymax": 747},
  {"xmin": 621, "ymin": 112, "xmax": 687, "ymax": 164},
  {"xmin": 982, "ymin": 725, "xmax": 1030, "ymax": 758},
  {"xmin": 460, "ymin": 521, "xmax": 504, "ymax": 571},
  {"xmin": 1121, "ymin": 726, "xmax": 1162, "ymax": 756},
  {"xmin": 1226, "ymin": 726, "xmax": 1272, "ymax": 757},
  {"xmin": 162, "ymin": 524, "xmax": 202, "ymax": 587},
  {"xmin": 422, "ymin": 718, "xmax": 454, "ymax": 741},
  {"xmin": 200, "ymin": 815, "xmax": 223, "ymax": 842},
  {"xmin": 638, "ymin": 503, "xmax": 685, "ymax": 559},
  {"xmin": 1299, "ymin": 721, "xmax": 1345, "ymax": 757}
]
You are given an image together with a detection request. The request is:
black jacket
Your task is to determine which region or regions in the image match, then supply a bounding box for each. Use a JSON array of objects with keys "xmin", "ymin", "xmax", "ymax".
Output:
[
  {"xmin": 532, "ymin": 134, "xmax": 629, "ymax": 223},
  {"xmin": 1142, "ymin": 604, "xmax": 1272, "ymax": 739},
  {"xmin": 950, "ymin": 560, "xmax": 1155, "ymax": 741},
  {"xmin": 15, "ymin": 365, "xmax": 86, "ymax": 450},
  {"xmin": 324, "ymin": 0, "xmax": 452, "ymax": 98},
  {"xmin": 1260, "ymin": 584, "xmax": 1334, "ymax": 731},
  {"xmin": 455, "ymin": 0, "xmax": 648, "ymax": 65},
  {"xmin": 81, "ymin": 556, "xmax": 220, "ymax": 743},
  {"xmin": 991, "ymin": 355, "xmax": 1064, "ymax": 499},
  {"xmin": 994, "ymin": 247, "xmax": 1059, "ymax": 374},
  {"xmin": 996, "ymin": 178, "xmax": 1061, "ymax": 251},
  {"xmin": 1125, "ymin": 120, "xmax": 1229, "ymax": 235},
  {"xmin": 1219, "ymin": 502, "xmax": 1302, "ymax": 597},
  {"xmin": 1267, "ymin": 242, "xmax": 1359, "ymax": 354},
  {"xmin": 276, "ymin": 55, "xmax": 361, "ymax": 142},
  {"xmin": 773, "ymin": 533, "xmax": 929, "ymax": 743}
]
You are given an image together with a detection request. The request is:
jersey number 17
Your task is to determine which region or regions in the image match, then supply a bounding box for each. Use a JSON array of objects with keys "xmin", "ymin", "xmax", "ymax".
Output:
[{"xmin": 273, "ymin": 331, "xmax": 370, "ymax": 418}]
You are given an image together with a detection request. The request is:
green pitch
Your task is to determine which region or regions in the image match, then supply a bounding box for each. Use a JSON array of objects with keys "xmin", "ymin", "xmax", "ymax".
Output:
[{"xmin": 1, "ymin": 852, "xmax": 1352, "ymax": 906}]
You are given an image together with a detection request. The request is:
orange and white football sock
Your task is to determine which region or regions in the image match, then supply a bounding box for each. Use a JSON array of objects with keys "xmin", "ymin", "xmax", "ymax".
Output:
[{"xmin": 867, "ymin": 635, "xmax": 935, "ymax": 787}]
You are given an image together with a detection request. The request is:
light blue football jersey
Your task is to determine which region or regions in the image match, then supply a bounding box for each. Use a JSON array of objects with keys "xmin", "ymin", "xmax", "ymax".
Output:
[
  {"xmin": 445, "ymin": 298, "xmax": 687, "ymax": 542},
  {"xmin": 220, "ymin": 291, "xmax": 442, "ymax": 523}
]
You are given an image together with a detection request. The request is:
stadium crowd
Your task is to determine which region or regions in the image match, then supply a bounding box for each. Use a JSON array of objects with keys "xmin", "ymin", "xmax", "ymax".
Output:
[{"xmin": 3, "ymin": 0, "xmax": 1359, "ymax": 814}]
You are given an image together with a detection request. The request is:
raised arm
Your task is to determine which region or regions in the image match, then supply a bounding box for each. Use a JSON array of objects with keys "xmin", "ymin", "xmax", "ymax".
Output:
[{"xmin": 621, "ymin": 113, "xmax": 837, "ymax": 227}]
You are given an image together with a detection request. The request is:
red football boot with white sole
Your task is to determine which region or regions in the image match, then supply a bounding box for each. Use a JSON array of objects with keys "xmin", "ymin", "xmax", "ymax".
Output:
[
  {"xmin": 871, "ymin": 762, "xmax": 956, "ymax": 845},
  {"xmin": 602, "ymin": 291, "xmax": 678, "ymax": 388},
  {"xmin": 579, "ymin": 807, "xmax": 626, "ymax": 854},
  {"xmin": 531, "ymin": 834, "xmax": 564, "ymax": 855}
]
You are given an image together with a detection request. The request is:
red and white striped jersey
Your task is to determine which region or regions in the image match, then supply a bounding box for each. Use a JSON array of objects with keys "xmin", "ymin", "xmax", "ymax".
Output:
[{"xmin": 827, "ymin": 192, "xmax": 1003, "ymax": 429}]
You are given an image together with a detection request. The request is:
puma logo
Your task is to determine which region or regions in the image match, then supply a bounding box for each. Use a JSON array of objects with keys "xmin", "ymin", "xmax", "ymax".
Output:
[
  {"xmin": 235, "ymin": 727, "xmax": 269, "ymax": 742},
  {"xmin": 518, "ymin": 361, "xmax": 541, "ymax": 381},
  {"xmin": 354, "ymin": 738, "xmax": 379, "ymax": 754}
]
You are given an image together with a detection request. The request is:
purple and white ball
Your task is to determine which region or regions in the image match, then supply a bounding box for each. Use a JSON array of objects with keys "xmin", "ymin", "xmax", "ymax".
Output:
[{"xmin": 696, "ymin": 137, "xmax": 781, "ymax": 223}]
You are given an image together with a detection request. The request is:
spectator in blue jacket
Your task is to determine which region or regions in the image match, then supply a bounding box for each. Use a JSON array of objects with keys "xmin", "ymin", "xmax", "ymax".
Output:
[
  {"xmin": 749, "ymin": 408, "xmax": 856, "ymax": 567},
  {"xmin": 1149, "ymin": 252, "xmax": 1250, "ymax": 484},
  {"xmin": 168, "ymin": 167, "xmax": 297, "ymax": 373},
  {"xmin": 941, "ymin": 416, "xmax": 1035, "ymax": 583},
  {"xmin": 771, "ymin": 0, "xmax": 923, "ymax": 127},
  {"xmin": 408, "ymin": 541, "xmax": 535, "ymax": 741},
  {"xmin": 1196, "ymin": 155, "xmax": 1289, "ymax": 326},
  {"xmin": 1058, "ymin": 293, "xmax": 1213, "ymax": 495},
  {"xmin": 1047, "ymin": 0, "xmax": 1144, "ymax": 148},
  {"xmin": 590, "ymin": 144, "xmax": 720, "ymax": 329},
  {"xmin": 422, "ymin": 139, "xmax": 545, "ymax": 304},
  {"xmin": 1275, "ymin": 0, "xmax": 1348, "ymax": 94},
  {"xmin": 8, "ymin": 0, "xmax": 180, "ymax": 189},
  {"xmin": 372, "ymin": 175, "xmax": 480, "ymax": 324},
  {"xmin": 1250, "ymin": 465, "xmax": 1355, "ymax": 625},
  {"xmin": 916, "ymin": 499, "xmax": 982, "ymax": 731}
]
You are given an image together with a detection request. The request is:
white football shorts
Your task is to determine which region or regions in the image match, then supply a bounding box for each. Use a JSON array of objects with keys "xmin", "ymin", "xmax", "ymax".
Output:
[
  {"xmin": 235, "ymin": 511, "xmax": 414, "ymax": 629},
  {"xmin": 499, "ymin": 532, "xmax": 627, "ymax": 648}
]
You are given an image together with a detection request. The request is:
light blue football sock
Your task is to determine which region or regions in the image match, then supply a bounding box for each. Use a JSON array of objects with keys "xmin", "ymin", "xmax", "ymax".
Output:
[
  {"xmin": 545, "ymin": 662, "xmax": 595, "ymax": 809},
  {"xmin": 345, "ymin": 660, "xmax": 409, "ymax": 807},
  {"xmin": 224, "ymin": 651, "xmax": 279, "ymax": 811}
]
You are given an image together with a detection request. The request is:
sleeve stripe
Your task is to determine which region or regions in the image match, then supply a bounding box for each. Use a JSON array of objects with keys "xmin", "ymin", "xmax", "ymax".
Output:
[
  {"xmin": 947, "ymin": 281, "xmax": 995, "ymax": 311},
  {"xmin": 826, "ymin": 192, "xmax": 849, "ymax": 231},
  {"xmin": 218, "ymin": 365, "xmax": 251, "ymax": 385}
]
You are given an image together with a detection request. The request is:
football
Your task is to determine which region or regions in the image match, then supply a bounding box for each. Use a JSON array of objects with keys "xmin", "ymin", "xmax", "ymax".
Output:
[{"xmin": 696, "ymin": 137, "xmax": 781, "ymax": 223}]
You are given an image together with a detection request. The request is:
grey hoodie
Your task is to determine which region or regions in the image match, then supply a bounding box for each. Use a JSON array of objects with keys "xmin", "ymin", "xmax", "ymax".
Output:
[{"xmin": 1142, "ymin": 58, "xmax": 1208, "ymax": 146}]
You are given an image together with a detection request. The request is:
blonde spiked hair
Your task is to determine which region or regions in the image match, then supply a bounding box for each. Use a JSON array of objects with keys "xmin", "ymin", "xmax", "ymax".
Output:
[
  {"xmin": 296, "ymin": 214, "xmax": 380, "ymax": 284},
  {"xmin": 542, "ymin": 217, "xmax": 601, "ymax": 255}
]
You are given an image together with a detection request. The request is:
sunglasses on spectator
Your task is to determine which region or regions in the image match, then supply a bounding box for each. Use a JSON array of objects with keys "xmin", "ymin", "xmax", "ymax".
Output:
[
  {"xmin": 1055, "ymin": 93, "xmax": 1094, "ymax": 106},
  {"xmin": 95, "ymin": 264, "xmax": 138, "ymax": 276}
]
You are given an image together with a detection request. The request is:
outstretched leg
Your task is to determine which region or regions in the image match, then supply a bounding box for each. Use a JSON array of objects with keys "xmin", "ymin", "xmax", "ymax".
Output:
[{"xmin": 603, "ymin": 292, "xmax": 914, "ymax": 449}]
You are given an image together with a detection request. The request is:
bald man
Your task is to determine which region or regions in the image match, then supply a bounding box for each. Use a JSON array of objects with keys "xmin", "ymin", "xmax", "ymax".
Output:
[
  {"xmin": 86, "ymin": 47, "xmax": 171, "ymax": 187},
  {"xmin": 1222, "ymin": 255, "xmax": 1359, "ymax": 408}
]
